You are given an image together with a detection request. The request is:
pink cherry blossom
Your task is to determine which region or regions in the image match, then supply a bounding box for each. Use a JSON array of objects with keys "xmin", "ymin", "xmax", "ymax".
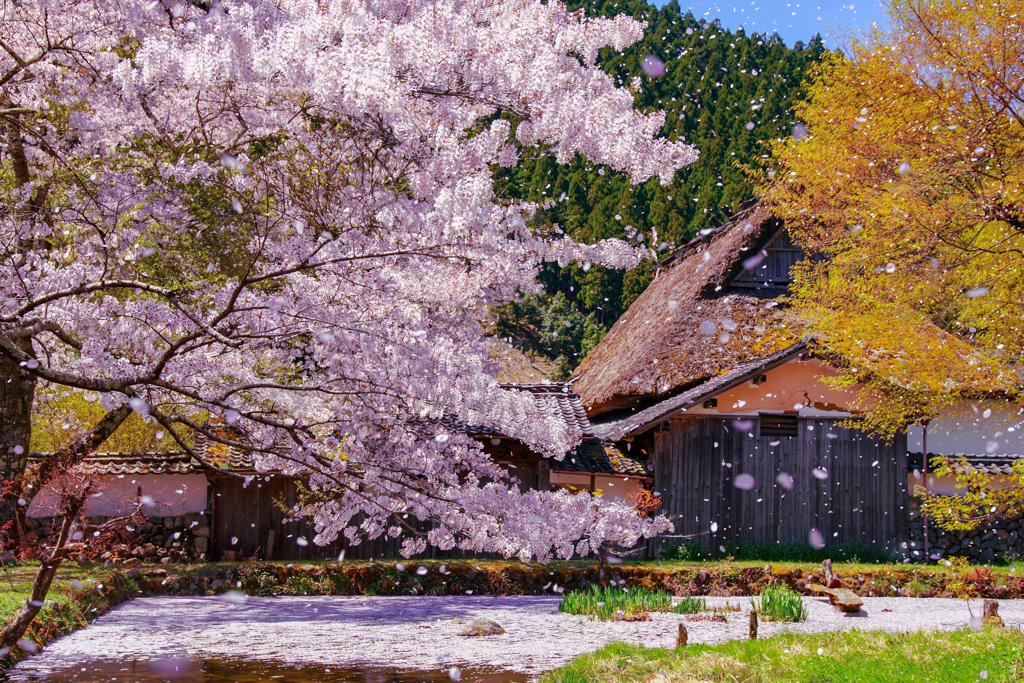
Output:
[{"xmin": 0, "ymin": 0, "xmax": 692, "ymax": 561}]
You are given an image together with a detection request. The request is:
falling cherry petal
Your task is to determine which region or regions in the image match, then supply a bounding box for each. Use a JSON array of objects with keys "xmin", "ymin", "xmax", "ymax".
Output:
[{"xmin": 733, "ymin": 473, "xmax": 756, "ymax": 490}]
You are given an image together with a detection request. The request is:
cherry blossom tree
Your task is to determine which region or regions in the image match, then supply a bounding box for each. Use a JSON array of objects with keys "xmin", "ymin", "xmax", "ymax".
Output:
[{"xmin": 1, "ymin": 0, "xmax": 694, "ymax": 582}]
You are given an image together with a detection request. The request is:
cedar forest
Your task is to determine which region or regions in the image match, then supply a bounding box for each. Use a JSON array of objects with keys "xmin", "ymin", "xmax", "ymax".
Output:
[{"xmin": 492, "ymin": 0, "xmax": 825, "ymax": 376}]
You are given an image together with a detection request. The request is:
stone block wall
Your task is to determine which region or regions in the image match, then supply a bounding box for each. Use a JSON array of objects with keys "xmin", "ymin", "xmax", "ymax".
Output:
[
  {"xmin": 24, "ymin": 512, "xmax": 212, "ymax": 564},
  {"xmin": 908, "ymin": 497, "xmax": 1024, "ymax": 563}
]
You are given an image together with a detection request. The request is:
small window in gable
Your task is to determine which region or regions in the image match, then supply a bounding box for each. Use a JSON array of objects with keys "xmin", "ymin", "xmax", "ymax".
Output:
[{"xmin": 732, "ymin": 229, "xmax": 803, "ymax": 291}]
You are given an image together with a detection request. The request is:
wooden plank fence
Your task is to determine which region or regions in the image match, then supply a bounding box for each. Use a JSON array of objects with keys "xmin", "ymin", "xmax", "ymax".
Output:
[{"xmin": 649, "ymin": 417, "xmax": 908, "ymax": 556}]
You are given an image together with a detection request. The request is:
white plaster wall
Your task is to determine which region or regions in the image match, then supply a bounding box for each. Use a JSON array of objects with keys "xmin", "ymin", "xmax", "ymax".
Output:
[
  {"xmin": 550, "ymin": 472, "xmax": 592, "ymax": 489},
  {"xmin": 549, "ymin": 472, "xmax": 643, "ymax": 502},
  {"xmin": 907, "ymin": 400, "xmax": 1024, "ymax": 455},
  {"xmin": 594, "ymin": 475, "xmax": 642, "ymax": 503},
  {"xmin": 27, "ymin": 474, "xmax": 209, "ymax": 518}
]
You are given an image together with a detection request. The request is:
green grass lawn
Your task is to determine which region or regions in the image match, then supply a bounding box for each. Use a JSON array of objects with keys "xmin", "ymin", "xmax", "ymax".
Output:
[
  {"xmin": 541, "ymin": 629, "xmax": 1024, "ymax": 682},
  {"xmin": 0, "ymin": 562, "xmax": 137, "ymax": 652},
  {"xmin": 0, "ymin": 563, "xmax": 103, "ymax": 616}
]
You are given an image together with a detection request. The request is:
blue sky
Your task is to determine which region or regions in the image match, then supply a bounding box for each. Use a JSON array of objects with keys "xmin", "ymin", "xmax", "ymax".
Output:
[{"xmin": 656, "ymin": 0, "xmax": 891, "ymax": 48}]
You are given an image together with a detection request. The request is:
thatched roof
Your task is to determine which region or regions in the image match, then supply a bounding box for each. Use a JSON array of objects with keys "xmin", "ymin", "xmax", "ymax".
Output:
[
  {"xmin": 487, "ymin": 340, "xmax": 555, "ymax": 382},
  {"xmin": 574, "ymin": 202, "xmax": 802, "ymax": 416}
]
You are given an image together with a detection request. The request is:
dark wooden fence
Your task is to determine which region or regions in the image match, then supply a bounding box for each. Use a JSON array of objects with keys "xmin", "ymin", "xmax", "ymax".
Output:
[
  {"xmin": 209, "ymin": 473, "xmax": 417, "ymax": 561},
  {"xmin": 648, "ymin": 416, "xmax": 908, "ymax": 556},
  {"xmin": 208, "ymin": 473, "xmax": 501, "ymax": 561}
]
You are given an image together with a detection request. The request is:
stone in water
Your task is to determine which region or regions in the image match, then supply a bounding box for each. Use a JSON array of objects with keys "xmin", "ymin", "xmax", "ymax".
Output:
[{"xmin": 459, "ymin": 618, "xmax": 505, "ymax": 637}]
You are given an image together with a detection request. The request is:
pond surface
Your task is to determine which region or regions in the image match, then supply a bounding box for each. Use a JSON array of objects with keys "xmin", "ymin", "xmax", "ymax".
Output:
[
  {"xmin": 3, "ymin": 658, "xmax": 528, "ymax": 682},
  {"xmin": 7, "ymin": 595, "xmax": 608, "ymax": 678},
  {"xmin": 5, "ymin": 595, "xmax": 1014, "ymax": 682}
]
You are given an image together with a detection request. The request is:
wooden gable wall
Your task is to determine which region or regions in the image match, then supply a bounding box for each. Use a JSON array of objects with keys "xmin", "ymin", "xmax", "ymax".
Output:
[{"xmin": 730, "ymin": 228, "xmax": 803, "ymax": 294}]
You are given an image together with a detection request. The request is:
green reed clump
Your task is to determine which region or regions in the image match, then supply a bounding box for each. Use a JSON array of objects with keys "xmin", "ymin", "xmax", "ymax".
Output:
[
  {"xmin": 672, "ymin": 596, "xmax": 706, "ymax": 614},
  {"xmin": 754, "ymin": 584, "xmax": 807, "ymax": 622},
  {"xmin": 558, "ymin": 585, "xmax": 674, "ymax": 620}
]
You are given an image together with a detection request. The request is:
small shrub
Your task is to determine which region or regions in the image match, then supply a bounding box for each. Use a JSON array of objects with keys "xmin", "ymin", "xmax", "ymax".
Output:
[
  {"xmin": 755, "ymin": 585, "xmax": 807, "ymax": 622},
  {"xmin": 672, "ymin": 596, "xmax": 706, "ymax": 614},
  {"xmin": 279, "ymin": 573, "xmax": 332, "ymax": 596},
  {"xmin": 666, "ymin": 541, "xmax": 714, "ymax": 562},
  {"xmin": 237, "ymin": 565, "xmax": 279, "ymax": 596},
  {"xmin": 559, "ymin": 585, "xmax": 673, "ymax": 621}
]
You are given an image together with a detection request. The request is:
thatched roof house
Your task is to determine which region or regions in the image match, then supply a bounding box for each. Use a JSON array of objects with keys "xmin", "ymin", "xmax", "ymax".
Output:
[
  {"xmin": 570, "ymin": 201, "xmax": 915, "ymax": 557},
  {"xmin": 574, "ymin": 201, "xmax": 803, "ymax": 416},
  {"xmin": 571, "ymin": 200, "xmax": 1024, "ymax": 561}
]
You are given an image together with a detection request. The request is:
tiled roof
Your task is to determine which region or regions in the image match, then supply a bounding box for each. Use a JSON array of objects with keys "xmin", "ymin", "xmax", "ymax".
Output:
[
  {"xmin": 29, "ymin": 451, "xmax": 199, "ymax": 475},
  {"xmin": 553, "ymin": 439, "xmax": 648, "ymax": 477},
  {"xmin": 501, "ymin": 382, "xmax": 595, "ymax": 437},
  {"xmin": 33, "ymin": 382, "xmax": 645, "ymax": 480},
  {"xmin": 590, "ymin": 343, "xmax": 808, "ymax": 441},
  {"xmin": 414, "ymin": 382, "xmax": 595, "ymax": 439},
  {"xmin": 419, "ymin": 384, "xmax": 595, "ymax": 438},
  {"xmin": 193, "ymin": 431, "xmax": 258, "ymax": 470},
  {"xmin": 907, "ymin": 452, "xmax": 1024, "ymax": 475},
  {"xmin": 420, "ymin": 382, "xmax": 647, "ymax": 476}
]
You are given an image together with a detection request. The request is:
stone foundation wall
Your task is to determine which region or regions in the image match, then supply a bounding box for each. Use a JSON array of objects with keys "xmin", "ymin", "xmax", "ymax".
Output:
[
  {"xmin": 908, "ymin": 497, "xmax": 1023, "ymax": 563},
  {"xmin": 24, "ymin": 512, "xmax": 212, "ymax": 564}
]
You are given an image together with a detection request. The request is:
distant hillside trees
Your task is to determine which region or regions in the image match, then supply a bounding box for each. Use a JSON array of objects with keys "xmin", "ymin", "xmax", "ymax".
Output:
[{"xmin": 492, "ymin": 0, "xmax": 825, "ymax": 375}]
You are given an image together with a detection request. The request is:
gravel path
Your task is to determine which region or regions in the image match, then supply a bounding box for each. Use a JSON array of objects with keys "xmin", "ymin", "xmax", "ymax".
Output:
[{"xmin": 10, "ymin": 595, "xmax": 1024, "ymax": 678}]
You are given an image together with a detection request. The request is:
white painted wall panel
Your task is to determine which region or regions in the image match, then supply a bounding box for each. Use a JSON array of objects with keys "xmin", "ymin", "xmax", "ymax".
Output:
[
  {"xmin": 907, "ymin": 400, "xmax": 1024, "ymax": 455},
  {"xmin": 27, "ymin": 474, "xmax": 209, "ymax": 518}
]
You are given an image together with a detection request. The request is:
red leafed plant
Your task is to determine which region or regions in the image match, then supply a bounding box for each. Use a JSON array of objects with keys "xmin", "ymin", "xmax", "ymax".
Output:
[{"xmin": 628, "ymin": 488, "xmax": 663, "ymax": 520}]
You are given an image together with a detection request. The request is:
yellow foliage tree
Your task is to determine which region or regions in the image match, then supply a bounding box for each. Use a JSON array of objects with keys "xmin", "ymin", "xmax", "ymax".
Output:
[
  {"xmin": 31, "ymin": 384, "xmax": 179, "ymax": 454},
  {"xmin": 761, "ymin": 0, "xmax": 1024, "ymax": 438},
  {"xmin": 918, "ymin": 455, "xmax": 1024, "ymax": 531}
]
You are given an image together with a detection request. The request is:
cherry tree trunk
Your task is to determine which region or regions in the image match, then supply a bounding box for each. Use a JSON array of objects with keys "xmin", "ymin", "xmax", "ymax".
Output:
[
  {"xmin": 596, "ymin": 546, "xmax": 606, "ymax": 587},
  {"xmin": 0, "ymin": 495, "xmax": 82, "ymax": 650},
  {"xmin": 0, "ymin": 341, "xmax": 36, "ymax": 548}
]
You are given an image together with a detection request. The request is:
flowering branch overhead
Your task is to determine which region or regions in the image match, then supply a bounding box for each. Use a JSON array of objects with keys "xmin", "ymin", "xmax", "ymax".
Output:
[{"xmin": 0, "ymin": 0, "xmax": 693, "ymax": 561}]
